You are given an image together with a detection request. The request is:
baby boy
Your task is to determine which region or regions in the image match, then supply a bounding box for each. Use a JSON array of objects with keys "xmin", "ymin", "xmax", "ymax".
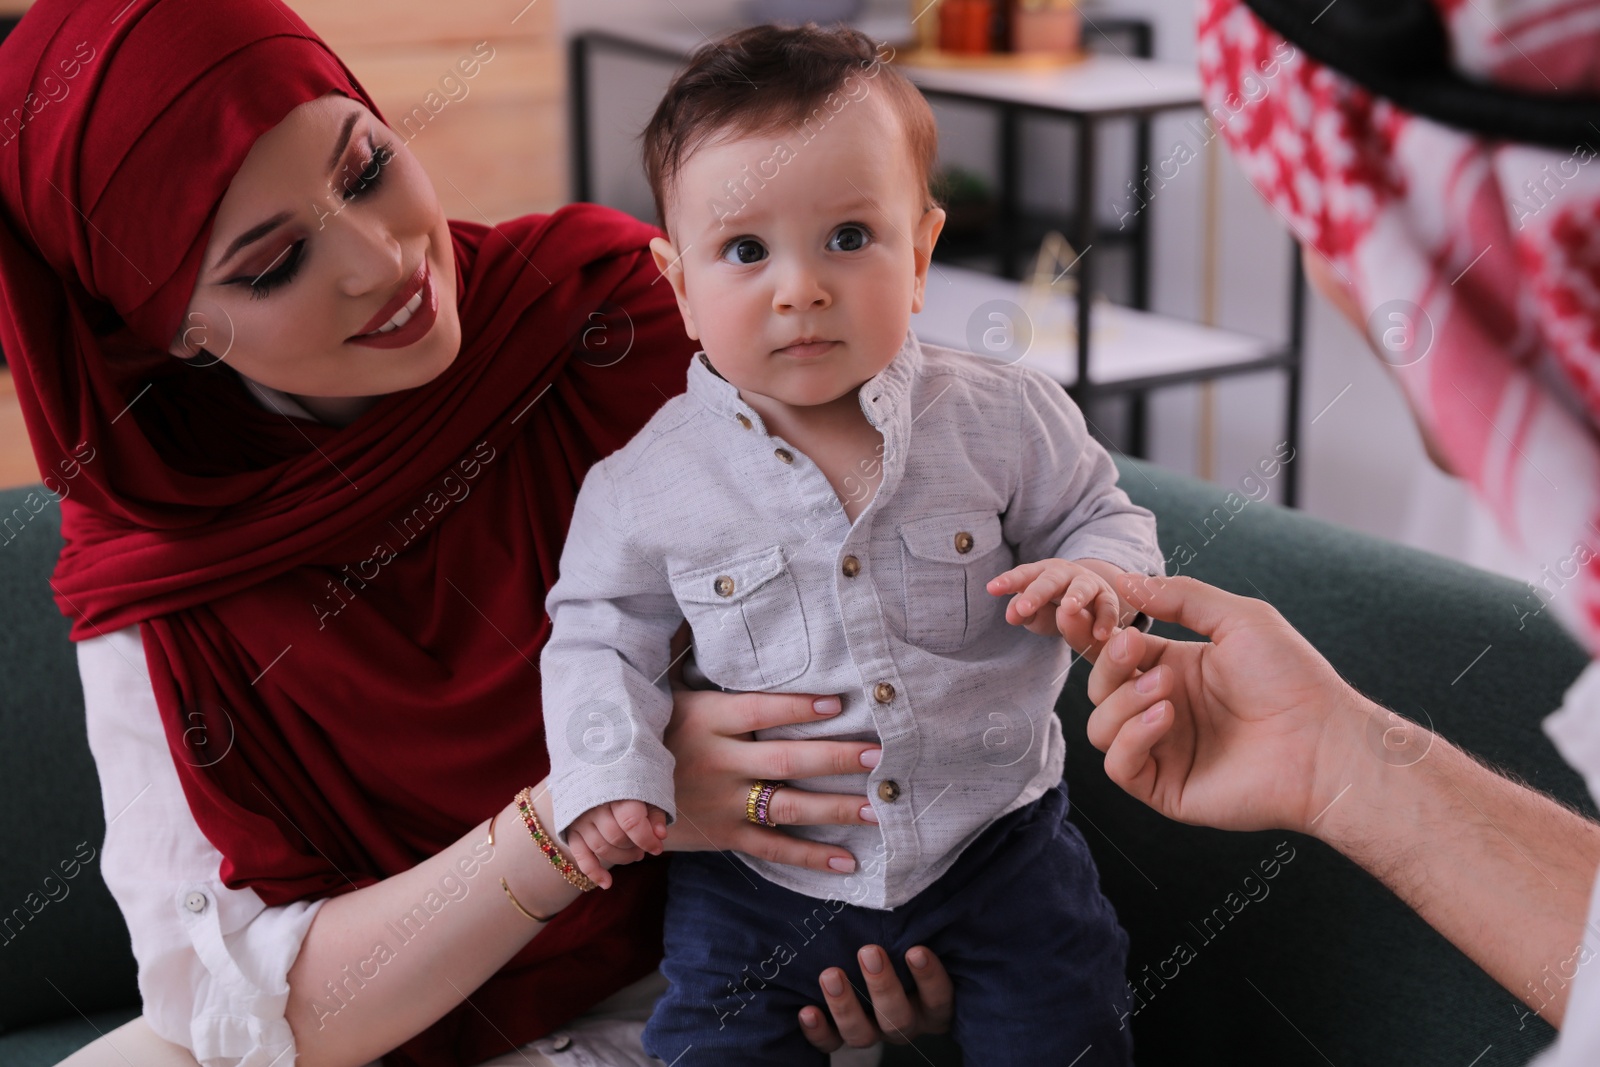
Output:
[{"xmin": 541, "ymin": 23, "xmax": 1163, "ymax": 1065}]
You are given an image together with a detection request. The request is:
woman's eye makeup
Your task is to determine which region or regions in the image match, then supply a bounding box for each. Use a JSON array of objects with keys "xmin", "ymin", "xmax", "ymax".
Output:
[
  {"xmin": 230, "ymin": 136, "xmax": 396, "ymax": 299},
  {"xmin": 718, "ymin": 222, "xmax": 874, "ymax": 265},
  {"xmin": 244, "ymin": 240, "xmax": 306, "ymax": 301},
  {"xmin": 338, "ymin": 138, "xmax": 395, "ymax": 202}
]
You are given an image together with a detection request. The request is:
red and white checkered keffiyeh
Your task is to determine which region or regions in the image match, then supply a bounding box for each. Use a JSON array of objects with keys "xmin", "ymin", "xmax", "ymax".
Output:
[{"xmin": 1198, "ymin": 0, "xmax": 1600, "ymax": 650}]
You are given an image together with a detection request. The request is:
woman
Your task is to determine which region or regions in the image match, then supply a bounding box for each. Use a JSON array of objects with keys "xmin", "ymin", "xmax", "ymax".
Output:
[
  {"xmin": 0, "ymin": 1, "xmax": 954, "ymax": 1063},
  {"xmin": 1086, "ymin": 1, "xmax": 1600, "ymax": 1064}
]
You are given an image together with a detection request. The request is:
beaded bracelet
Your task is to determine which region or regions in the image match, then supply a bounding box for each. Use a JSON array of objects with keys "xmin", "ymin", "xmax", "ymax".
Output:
[
  {"xmin": 515, "ymin": 786, "xmax": 599, "ymax": 892},
  {"xmin": 485, "ymin": 807, "xmax": 555, "ymax": 923}
]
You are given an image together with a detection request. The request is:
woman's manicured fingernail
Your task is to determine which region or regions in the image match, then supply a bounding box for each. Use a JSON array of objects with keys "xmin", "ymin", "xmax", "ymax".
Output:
[
  {"xmin": 1111, "ymin": 630, "xmax": 1130, "ymax": 660},
  {"xmin": 860, "ymin": 748, "xmax": 881, "ymax": 768},
  {"xmin": 822, "ymin": 971, "xmax": 845, "ymax": 996},
  {"xmin": 860, "ymin": 804, "xmax": 879, "ymax": 823},
  {"xmin": 861, "ymin": 947, "xmax": 884, "ymax": 975},
  {"xmin": 1135, "ymin": 667, "xmax": 1161, "ymax": 694},
  {"xmin": 800, "ymin": 1009, "xmax": 819, "ymax": 1028},
  {"xmin": 908, "ymin": 948, "xmax": 928, "ymax": 969},
  {"xmin": 828, "ymin": 855, "xmax": 856, "ymax": 873},
  {"xmin": 813, "ymin": 696, "xmax": 841, "ymax": 714},
  {"xmin": 1142, "ymin": 701, "xmax": 1166, "ymax": 724}
]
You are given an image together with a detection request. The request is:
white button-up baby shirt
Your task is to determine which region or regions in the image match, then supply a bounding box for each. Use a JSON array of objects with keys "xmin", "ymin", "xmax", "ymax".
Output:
[{"xmin": 541, "ymin": 329, "xmax": 1163, "ymax": 909}]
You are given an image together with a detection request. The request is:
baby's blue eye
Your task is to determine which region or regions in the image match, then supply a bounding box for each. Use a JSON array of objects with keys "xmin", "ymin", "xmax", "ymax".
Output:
[
  {"xmin": 829, "ymin": 225, "xmax": 871, "ymax": 252},
  {"xmin": 721, "ymin": 238, "xmax": 767, "ymax": 265}
]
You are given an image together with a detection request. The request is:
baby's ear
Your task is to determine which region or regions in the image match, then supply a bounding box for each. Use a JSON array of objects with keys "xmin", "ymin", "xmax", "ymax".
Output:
[
  {"xmin": 910, "ymin": 206, "xmax": 947, "ymax": 314},
  {"xmin": 648, "ymin": 236, "xmax": 698, "ymax": 340}
]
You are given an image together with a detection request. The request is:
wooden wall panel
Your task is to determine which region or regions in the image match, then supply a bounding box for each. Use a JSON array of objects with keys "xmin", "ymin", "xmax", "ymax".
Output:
[
  {"xmin": 288, "ymin": 1, "xmax": 568, "ymax": 221},
  {"xmin": 1, "ymin": 1, "xmax": 569, "ymax": 220},
  {"xmin": 0, "ymin": 371, "xmax": 40, "ymax": 490},
  {"xmin": 287, "ymin": 0, "xmax": 554, "ymax": 49},
  {"xmin": 400, "ymin": 98, "xmax": 567, "ymax": 222}
]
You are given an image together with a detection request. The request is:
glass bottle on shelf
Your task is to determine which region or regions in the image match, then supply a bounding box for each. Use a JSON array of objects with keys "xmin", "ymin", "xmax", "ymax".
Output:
[
  {"xmin": 1010, "ymin": 0, "xmax": 1080, "ymax": 54},
  {"xmin": 939, "ymin": 0, "xmax": 995, "ymax": 53},
  {"xmin": 911, "ymin": 0, "xmax": 942, "ymax": 52}
]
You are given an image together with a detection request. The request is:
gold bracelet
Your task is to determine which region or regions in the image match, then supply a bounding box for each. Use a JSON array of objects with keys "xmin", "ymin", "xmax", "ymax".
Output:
[{"xmin": 486, "ymin": 807, "xmax": 556, "ymax": 923}]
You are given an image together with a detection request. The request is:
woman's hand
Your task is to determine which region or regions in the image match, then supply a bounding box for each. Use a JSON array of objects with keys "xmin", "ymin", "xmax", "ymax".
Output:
[
  {"xmin": 1085, "ymin": 573, "xmax": 1375, "ymax": 836},
  {"xmin": 662, "ymin": 628, "xmax": 881, "ymax": 873},
  {"xmin": 799, "ymin": 945, "xmax": 954, "ymax": 1052},
  {"xmin": 662, "ymin": 686, "xmax": 880, "ymax": 872}
]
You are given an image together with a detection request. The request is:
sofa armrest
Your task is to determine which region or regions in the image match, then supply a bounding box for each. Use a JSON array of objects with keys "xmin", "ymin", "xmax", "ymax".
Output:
[{"xmin": 0, "ymin": 487, "xmax": 139, "ymax": 1038}]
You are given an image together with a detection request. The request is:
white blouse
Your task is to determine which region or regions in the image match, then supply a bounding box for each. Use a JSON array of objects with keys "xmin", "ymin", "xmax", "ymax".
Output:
[
  {"xmin": 76, "ymin": 379, "xmax": 667, "ymax": 1067},
  {"xmin": 75, "ymin": 380, "xmax": 877, "ymax": 1067}
]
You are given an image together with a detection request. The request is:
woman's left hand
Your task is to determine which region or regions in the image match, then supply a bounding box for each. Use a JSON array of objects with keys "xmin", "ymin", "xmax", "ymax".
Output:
[
  {"xmin": 661, "ymin": 625, "xmax": 880, "ymax": 874},
  {"xmin": 799, "ymin": 944, "xmax": 954, "ymax": 1052}
]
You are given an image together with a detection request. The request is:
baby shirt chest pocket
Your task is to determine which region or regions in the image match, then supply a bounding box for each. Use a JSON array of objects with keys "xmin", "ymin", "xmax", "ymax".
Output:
[
  {"xmin": 670, "ymin": 546, "xmax": 811, "ymax": 690},
  {"xmin": 897, "ymin": 510, "xmax": 1010, "ymax": 653}
]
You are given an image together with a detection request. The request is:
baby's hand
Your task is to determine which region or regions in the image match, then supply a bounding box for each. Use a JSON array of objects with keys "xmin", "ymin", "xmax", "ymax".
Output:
[
  {"xmin": 987, "ymin": 559, "xmax": 1123, "ymax": 651},
  {"xmin": 564, "ymin": 800, "xmax": 669, "ymax": 890}
]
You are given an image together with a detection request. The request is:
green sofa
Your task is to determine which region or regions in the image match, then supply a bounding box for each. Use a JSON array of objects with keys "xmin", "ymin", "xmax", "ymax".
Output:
[{"xmin": 1, "ymin": 458, "xmax": 1590, "ymax": 1066}]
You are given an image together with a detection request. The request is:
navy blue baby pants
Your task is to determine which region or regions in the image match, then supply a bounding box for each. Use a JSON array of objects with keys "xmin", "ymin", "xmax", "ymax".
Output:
[{"xmin": 641, "ymin": 784, "xmax": 1134, "ymax": 1066}]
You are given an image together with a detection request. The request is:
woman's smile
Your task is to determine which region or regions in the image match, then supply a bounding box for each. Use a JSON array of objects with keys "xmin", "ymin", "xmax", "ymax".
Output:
[{"xmin": 347, "ymin": 258, "xmax": 439, "ymax": 349}]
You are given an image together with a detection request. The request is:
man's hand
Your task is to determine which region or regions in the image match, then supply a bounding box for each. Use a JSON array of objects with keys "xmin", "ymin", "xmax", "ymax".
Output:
[
  {"xmin": 988, "ymin": 558, "xmax": 1125, "ymax": 651},
  {"xmin": 563, "ymin": 800, "xmax": 668, "ymax": 890},
  {"xmin": 1088, "ymin": 572, "xmax": 1600, "ymax": 1030},
  {"xmin": 1085, "ymin": 572, "xmax": 1370, "ymax": 834}
]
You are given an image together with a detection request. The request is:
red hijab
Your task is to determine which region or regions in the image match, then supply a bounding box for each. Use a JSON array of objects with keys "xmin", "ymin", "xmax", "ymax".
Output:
[{"xmin": 0, "ymin": 1, "xmax": 695, "ymax": 1062}]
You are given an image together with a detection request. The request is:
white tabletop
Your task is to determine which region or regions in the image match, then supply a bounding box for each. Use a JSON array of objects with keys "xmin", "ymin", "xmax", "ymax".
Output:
[
  {"xmin": 896, "ymin": 54, "xmax": 1200, "ymax": 114},
  {"xmin": 579, "ymin": 16, "xmax": 1202, "ymax": 116},
  {"xmin": 911, "ymin": 264, "xmax": 1277, "ymax": 388}
]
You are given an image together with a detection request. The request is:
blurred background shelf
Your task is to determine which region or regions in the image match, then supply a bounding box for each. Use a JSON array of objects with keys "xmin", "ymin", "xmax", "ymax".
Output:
[{"xmin": 913, "ymin": 263, "xmax": 1285, "ymax": 394}]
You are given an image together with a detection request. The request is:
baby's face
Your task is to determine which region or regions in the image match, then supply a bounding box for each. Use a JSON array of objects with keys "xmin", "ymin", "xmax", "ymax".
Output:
[{"xmin": 650, "ymin": 91, "xmax": 944, "ymax": 411}]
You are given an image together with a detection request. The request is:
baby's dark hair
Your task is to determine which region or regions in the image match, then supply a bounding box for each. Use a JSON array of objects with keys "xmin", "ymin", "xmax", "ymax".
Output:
[{"xmin": 640, "ymin": 23, "xmax": 940, "ymax": 235}]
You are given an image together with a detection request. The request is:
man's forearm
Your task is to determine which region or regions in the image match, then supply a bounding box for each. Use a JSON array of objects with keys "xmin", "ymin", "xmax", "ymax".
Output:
[
  {"xmin": 286, "ymin": 785, "xmax": 583, "ymax": 1067},
  {"xmin": 1317, "ymin": 702, "xmax": 1600, "ymax": 1028}
]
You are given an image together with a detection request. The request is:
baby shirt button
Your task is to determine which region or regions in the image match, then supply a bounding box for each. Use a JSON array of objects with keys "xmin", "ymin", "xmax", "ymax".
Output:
[
  {"xmin": 877, "ymin": 780, "xmax": 901, "ymax": 802},
  {"xmin": 841, "ymin": 555, "xmax": 861, "ymax": 577},
  {"xmin": 713, "ymin": 576, "xmax": 735, "ymax": 597},
  {"xmin": 183, "ymin": 891, "xmax": 208, "ymax": 914},
  {"xmin": 873, "ymin": 682, "xmax": 895, "ymax": 704},
  {"xmin": 735, "ymin": 413, "xmax": 752, "ymax": 429},
  {"xmin": 954, "ymin": 530, "xmax": 974, "ymax": 554},
  {"xmin": 774, "ymin": 447, "xmax": 794, "ymax": 464},
  {"xmin": 549, "ymin": 1033, "xmax": 572, "ymax": 1051}
]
